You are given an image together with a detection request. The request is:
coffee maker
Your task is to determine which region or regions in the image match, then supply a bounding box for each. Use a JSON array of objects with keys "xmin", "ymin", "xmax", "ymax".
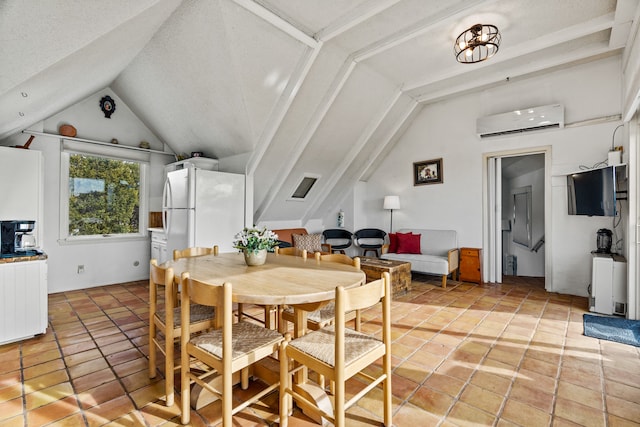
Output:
[
  {"xmin": 1, "ymin": 220, "xmax": 37, "ymax": 256},
  {"xmin": 596, "ymin": 228, "xmax": 613, "ymax": 254}
]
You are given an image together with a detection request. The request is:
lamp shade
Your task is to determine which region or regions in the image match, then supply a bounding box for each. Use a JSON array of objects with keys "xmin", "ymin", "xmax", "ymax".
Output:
[{"xmin": 383, "ymin": 195, "xmax": 400, "ymax": 210}]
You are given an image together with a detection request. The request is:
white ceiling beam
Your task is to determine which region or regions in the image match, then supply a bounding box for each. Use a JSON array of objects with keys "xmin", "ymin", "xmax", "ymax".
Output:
[
  {"xmin": 611, "ymin": 0, "xmax": 640, "ymax": 49},
  {"xmin": 414, "ymin": 44, "xmax": 617, "ymax": 105},
  {"xmin": 621, "ymin": 0, "xmax": 640, "ymax": 70},
  {"xmin": 358, "ymin": 101, "xmax": 423, "ymax": 182},
  {"xmin": 232, "ymin": 0, "xmax": 318, "ymax": 47},
  {"xmin": 405, "ymin": 12, "xmax": 615, "ymax": 92},
  {"xmin": 352, "ymin": 0, "xmax": 492, "ymax": 62},
  {"xmin": 254, "ymin": 56, "xmax": 357, "ymax": 223},
  {"xmin": 246, "ymin": 44, "xmax": 323, "ymax": 176},
  {"xmin": 315, "ymin": 0, "xmax": 403, "ymax": 42},
  {"xmin": 301, "ymin": 89, "xmax": 405, "ymax": 224},
  {"xmin": 311, "ymin": 99, "xmax": 422, "ymax": 220}
]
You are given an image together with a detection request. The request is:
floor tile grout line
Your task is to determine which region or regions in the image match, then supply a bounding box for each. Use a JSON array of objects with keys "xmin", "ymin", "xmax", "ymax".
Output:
[
  {"xmin": 440, "ymin": 283, "xmax": 539, "ymax": 425},
  {"xmin": 11, "ymin": 276, "xmax": 637, "ymax": 426},
  {"xmin": 78, "ymin": 284, "xmax": 159, "ymax": 417},
  {"xmin": 492, "ymin": 286, "xmax": 546, "ymax": 425},
  {"xmin": 45, "ymin": 301, "xmax": 91, "ymax": 427},
  {"xmin": 393, "ymin": 280, "xmax": 511, "ymax": 422},
  {"xmin": 49, "ymin": 283, "xmax": 154, "ymax": 426}
]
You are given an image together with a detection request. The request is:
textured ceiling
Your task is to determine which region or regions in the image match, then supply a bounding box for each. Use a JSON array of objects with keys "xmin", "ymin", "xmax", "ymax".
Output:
[{"xmin": 0, "ymin": 0, "xmax": 636, "ymax": 223}]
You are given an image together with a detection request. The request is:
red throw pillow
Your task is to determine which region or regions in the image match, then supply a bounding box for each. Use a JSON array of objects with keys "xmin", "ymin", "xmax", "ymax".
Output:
[
  {"xmin": 389, "ymin": 232, "xmax": 412, "ymax": 253},
  {"xmin": 388, "ymin": 233, "xmax": 398, "ymax": 253},
  {"xmin": 397, "ymin": 233, "xmax": 421, "ymax": 254}
]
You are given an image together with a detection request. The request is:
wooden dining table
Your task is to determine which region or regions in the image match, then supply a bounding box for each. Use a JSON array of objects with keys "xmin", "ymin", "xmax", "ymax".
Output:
[
  {"xmin": 164, "ymin": 251, "xmax": 364, "ymax": 305},
  {"xmin": 163, "ymin": 251, "xmax": 365, "ymax": 417}
]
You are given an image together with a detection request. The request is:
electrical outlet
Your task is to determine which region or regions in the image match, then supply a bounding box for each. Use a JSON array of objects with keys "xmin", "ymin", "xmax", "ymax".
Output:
[{"xmin": 77, "ymin": 265, "xmax": 84, "ymax": 274}]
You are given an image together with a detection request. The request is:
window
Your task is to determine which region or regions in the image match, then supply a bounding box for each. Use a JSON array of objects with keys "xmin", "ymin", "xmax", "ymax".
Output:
[
  {"xmin": 290, "ymin": 174, "xmax": 320, "ymax": 200},
  {"xmin": 60, "ymin": 141, "xmax": 148, "ymax": 242}
]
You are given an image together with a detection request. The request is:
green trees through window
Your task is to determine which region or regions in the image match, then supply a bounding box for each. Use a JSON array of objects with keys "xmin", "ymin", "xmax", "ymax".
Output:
[{"xmin": 68, "ymin": 154, "xmax": 140, "ymax": 236}]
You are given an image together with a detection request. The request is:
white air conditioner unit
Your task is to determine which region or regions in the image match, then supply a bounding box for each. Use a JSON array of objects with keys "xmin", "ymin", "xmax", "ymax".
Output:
[{"xmin": 477, "ymin": 104, "xmax": 564, "ymax": 138}]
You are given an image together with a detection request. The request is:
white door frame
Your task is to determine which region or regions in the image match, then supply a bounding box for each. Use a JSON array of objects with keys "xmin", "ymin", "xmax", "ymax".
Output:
[
  {"xmin": 482, "ymin": 146, "xmax": 553, "ymax": 290},
  {"xmin": 629, "ymin": 117, "xmax": 638, "ymax": 320}
]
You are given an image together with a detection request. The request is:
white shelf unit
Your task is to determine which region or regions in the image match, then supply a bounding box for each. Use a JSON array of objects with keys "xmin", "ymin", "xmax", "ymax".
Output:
[
  {"xmin": 590, "ymin": 253, "xmax": 627, "ymax": 316},
  {"xmin": 0, "ymin": 260, "xmax": 48, "ymax": 345}
]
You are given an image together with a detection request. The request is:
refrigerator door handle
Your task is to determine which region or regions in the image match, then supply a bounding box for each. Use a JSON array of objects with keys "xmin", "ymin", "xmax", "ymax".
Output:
[{"xmin": 162, "ymin": 179, "xmax": 172, "ymax": 234}]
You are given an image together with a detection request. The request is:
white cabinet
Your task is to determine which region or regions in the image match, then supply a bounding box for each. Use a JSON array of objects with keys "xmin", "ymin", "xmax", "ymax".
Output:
[
  {"xmin": 590, "ymin": 253, "xmax": 627, "ymax": 315},
  {"xmin": 0, "ymin": 260, "xmax": 48, "ymax": 345},
  {"xmin": 150, "ymin": 229, "xmax": 168, "ymax": 264}
]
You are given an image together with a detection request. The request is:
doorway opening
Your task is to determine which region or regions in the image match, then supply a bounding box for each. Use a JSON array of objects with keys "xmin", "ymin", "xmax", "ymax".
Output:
[{"xmin": 483, "ymin": 147, "xmax": 551, "ymax": 290}]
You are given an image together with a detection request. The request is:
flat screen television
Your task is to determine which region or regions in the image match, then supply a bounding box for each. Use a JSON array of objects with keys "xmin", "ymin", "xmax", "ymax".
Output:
[{"xmin": 567, "ymin": 165, "xmax": 622, "ymax": 216}]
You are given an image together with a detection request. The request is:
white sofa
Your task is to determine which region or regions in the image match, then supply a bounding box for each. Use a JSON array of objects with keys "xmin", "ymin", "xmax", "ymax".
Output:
[{"xmin": 381, "ymin": 228, "xmax": 459, "ymax": 288}]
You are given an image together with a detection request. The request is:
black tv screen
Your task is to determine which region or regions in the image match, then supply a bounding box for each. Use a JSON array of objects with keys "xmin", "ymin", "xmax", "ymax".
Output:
[{"xmin": 567, "ymin": 166, "xmax": 616, "ymax": 216}]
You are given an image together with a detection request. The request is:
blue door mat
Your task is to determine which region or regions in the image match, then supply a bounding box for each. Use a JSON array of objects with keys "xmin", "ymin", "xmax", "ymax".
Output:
[{"xmin": 583, "ymin": 313, "xmax": 640, "ymax": 347}]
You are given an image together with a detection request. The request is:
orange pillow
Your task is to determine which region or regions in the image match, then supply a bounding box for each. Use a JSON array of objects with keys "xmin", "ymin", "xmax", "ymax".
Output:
[{"xmin": 396, "ymin": 233, "xmax": 421, "ymax": 254}]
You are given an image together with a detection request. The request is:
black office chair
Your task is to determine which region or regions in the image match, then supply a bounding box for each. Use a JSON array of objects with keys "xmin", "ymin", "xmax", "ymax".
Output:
[
  {"xmin": 322, "ymin": 229, "xmax": 353, "ymax": 254},
  {"xmin": 354, "ymin": 228, "xmax": 387, "ymax": 257}
]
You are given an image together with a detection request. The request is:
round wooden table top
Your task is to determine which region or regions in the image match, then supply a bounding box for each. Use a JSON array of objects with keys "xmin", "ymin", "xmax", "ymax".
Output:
[{"xmin": 164, "ymin": 252, "xmax": 365, "ymax": 306}]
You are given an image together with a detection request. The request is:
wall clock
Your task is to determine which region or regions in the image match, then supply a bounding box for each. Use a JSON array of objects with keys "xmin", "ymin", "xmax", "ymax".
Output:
[{"xmin": 99, "ymin": 96, "xmax": 116, "ymax": 118}]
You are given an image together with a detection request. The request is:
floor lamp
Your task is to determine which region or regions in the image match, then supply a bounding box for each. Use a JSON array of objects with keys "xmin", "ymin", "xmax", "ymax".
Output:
[{"xmin": 383, "ymin": 195, "xmax": 400, "ymax": 233}]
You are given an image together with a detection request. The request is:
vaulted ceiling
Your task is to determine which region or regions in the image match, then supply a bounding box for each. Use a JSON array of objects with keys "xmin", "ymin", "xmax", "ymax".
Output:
[{"xmin": 1, "ymin": 0, "xmax": 637, "ymax": 223}]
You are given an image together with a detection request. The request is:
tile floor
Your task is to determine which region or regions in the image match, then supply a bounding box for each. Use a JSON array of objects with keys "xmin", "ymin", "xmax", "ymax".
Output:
[{"xmin": 1, "ymin": 274, "xmax": 639, "ymax": 426}]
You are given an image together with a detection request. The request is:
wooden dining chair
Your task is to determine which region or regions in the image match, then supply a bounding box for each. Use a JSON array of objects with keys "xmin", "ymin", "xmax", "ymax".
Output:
[
  {"xmin": 279, "ymin": 272, "xmax": 392, "ymax": 427},
  {"xmin": 173, "ymin": 245, "xmax": 218, "ymax": 261},
  {"xmin": 280, "ymin": 253, "xmax": 361, "ymax": 333},
  {"xmin": 271, "ymin": 247, "xmax": 309, "ymax": 331},
  {"xmin": 180, "ymin": 273, "xmax": 284, "ymax": 426},
  {"xmin": 275, "ymin": 246, "xmax": 308, "ymax": 258},
  {"xmin": 148, "ymin": 259, "xmax": 216, "ymax": 407}
]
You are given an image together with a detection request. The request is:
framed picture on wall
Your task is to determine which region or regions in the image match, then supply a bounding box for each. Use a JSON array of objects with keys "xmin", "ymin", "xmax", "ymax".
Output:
[{"xmin": 414, "ymin": 158, "xmax": 443, "ymax": 185}]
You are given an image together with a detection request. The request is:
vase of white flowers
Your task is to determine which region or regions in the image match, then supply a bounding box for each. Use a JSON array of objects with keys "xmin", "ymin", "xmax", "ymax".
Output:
[{"xmin": 233, "ymin": 227, "xmax": 279, "ymax": 266}]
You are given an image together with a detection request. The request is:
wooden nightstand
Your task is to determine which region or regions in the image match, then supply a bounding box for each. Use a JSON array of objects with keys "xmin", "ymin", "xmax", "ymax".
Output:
[{"xmin": 459, "ymin": 247, "xmax": 482, "ymax": 284}]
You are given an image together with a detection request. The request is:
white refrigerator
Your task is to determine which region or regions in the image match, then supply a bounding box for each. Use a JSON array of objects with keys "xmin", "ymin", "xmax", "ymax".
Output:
[{"xmin": 162, "ymin": 168, "xmax": 245, "ymax": 254}]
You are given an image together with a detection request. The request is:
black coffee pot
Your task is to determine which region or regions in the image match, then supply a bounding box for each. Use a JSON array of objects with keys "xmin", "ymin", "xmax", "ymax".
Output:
[{"xmin": 596, "ymin": 228, "xmax": 612, "ymax": 254}]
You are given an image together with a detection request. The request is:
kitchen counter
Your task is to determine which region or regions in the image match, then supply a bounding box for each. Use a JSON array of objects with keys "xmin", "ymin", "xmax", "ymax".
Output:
[{"xmin": 0, "ymin": 252, "xmax": 48, "ymax": 264}]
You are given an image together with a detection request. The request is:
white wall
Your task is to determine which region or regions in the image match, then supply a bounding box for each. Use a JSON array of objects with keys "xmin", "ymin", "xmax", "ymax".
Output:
[
  {"xmin": 1, "ymin": 89, "xmax": 171, "ymax": 293},
  {"xmin": 358, "ymin": 56, "xmax": 624, "ymax": 296}
]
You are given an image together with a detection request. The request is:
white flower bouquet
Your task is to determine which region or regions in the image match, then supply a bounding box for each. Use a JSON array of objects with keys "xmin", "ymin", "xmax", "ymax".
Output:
[{"xmin": 232, "ymin": 227, "xmax": 279, "ymax": 254}]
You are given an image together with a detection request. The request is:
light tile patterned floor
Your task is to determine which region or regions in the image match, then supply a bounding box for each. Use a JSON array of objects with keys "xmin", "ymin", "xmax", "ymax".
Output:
[{"xmin": 1, "ymin": 274, "xmax": 639, "ymax": 426}]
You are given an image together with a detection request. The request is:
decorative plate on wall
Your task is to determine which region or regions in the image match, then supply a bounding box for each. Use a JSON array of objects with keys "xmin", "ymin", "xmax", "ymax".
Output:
[{"xmin": 99, "ymin": 96, "xmax": 116, "ymax": 118}]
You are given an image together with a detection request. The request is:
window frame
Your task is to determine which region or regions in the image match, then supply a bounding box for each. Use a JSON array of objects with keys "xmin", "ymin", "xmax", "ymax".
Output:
[{"xmin": 59, "ymin": 141, "xmax": 149, "ymax": 244}]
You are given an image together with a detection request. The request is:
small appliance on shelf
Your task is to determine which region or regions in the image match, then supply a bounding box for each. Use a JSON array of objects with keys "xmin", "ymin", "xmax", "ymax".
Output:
[
  {"xmin": 0, "ymin": 220, "xmax": 41, "ymax": 258},
  {"xmin": 164, "ymin": 157, "xmax": 219, "ymax": 175}
]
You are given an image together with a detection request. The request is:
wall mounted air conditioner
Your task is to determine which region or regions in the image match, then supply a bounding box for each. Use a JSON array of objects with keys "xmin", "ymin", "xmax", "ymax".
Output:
[{"xmin": 477, "ymin": 104, "xmax": 564, "ymax": 138}]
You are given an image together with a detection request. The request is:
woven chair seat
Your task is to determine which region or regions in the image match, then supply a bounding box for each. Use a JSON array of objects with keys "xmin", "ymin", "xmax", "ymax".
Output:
[
  {"xmin": 192, "ymin": 321, "xmax": 283, "ymax": 360},
  {"xmin": 289, "ymin": 325, "xmax": 383, "ymax": 367},
  {"xmin": 157, "ymin": 303, "xmax": 214, "ymax": 327}
]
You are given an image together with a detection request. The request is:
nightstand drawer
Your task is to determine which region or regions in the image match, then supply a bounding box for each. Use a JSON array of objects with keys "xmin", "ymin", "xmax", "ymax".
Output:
[
  {"xmin": 461, "ymin": 248, "xmax": 479, "ymax": 257},
  {"xmin": 459, "ymin": 247, "xmax": 482, "ymax": 284}
]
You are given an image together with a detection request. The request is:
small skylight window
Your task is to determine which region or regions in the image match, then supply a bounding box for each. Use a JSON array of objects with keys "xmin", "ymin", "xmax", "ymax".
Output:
[{"xmin": 291, "ymin": 176, "xmax": 318, "ymax": 199}]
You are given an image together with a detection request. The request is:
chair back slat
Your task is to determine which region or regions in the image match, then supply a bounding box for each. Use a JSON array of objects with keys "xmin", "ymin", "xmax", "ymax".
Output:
[
  {"xmin": 150, "ymin": 259, "xmax": 172, "ymax": 287},
  {"xmin": 173, "ymin": 245, "xmax": 219, "ymax": 261},
  {"xmin": 275, "ymin": 246, "xmax": 308, "ymax": 259},
  {"xmin": 337, "ymin": 277, "xmax": 385, "ymax": 313},
  {"xmin": 181, "ymin": 272, "xmax": 230, "ymax": 330}
]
